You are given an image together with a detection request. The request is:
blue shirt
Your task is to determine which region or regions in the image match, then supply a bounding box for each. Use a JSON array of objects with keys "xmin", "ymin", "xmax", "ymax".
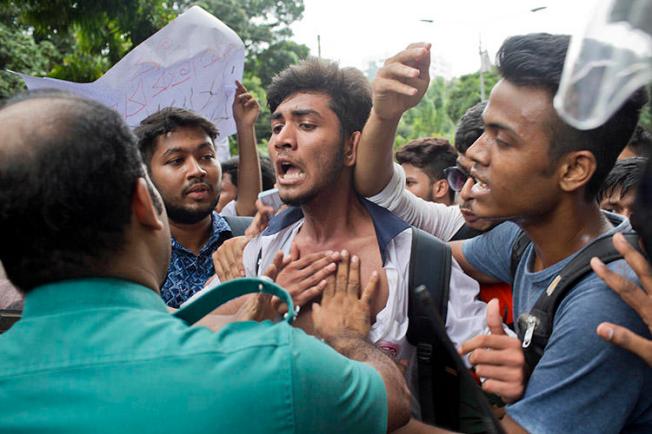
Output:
[
  {"xmin": 463, "ymin": 217, "xmax": 652, "ymax": 434},
  {"xmin": 161, "ymin": 211, "xmax": 231, "ymax": 308},
  {"xmin": 0, "ymin": 278, "xmax": 388, "ymax": 433}
]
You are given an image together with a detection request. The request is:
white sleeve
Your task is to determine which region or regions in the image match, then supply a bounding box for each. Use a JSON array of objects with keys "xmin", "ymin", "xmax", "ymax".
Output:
[
  {"xmin": 367, "ymin": 162, "xmax": 465, "ymax": 241},
  {"xmin": 444, "ymin": 258, "xmax": 487, "ymax": 348},
  {"xmin": 242, "ymin": 235, "xmax": 262, "ymax": 277},
  {"xmin": 219, "ymin": 200, "xmax": 238, "ymax": 217}
]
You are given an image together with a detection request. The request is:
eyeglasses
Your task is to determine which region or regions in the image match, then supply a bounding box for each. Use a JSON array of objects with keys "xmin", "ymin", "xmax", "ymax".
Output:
[{"xmin": 443, "ymin": 166, "xmax": 471, "ymax": 192}]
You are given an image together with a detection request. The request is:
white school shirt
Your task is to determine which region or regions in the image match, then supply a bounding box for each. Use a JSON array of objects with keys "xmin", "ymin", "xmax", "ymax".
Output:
[{"xmin": 242, "ymin": 198, "xmax": 487, "ymax": 357}]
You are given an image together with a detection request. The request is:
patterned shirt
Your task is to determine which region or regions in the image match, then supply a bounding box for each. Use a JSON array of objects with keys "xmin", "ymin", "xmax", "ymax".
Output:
[{"xmin": 161, "ymin": 212, "xmax": 232, "ymax": 308}]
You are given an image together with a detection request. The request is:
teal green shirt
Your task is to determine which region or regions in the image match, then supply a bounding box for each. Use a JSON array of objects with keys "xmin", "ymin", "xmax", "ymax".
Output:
[{"xmin": 0, "ymin": 278, "xmax": 387, "ymax": 433}]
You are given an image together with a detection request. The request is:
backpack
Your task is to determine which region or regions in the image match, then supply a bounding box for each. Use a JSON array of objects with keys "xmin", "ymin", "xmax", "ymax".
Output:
[
  {"xmin": 222, "ymin": 215, "xmax": 253, "ymax": 237},
  {"xmin": 407, "ymin": 227, "xmax": 503, "ymax": 433},
  {"xmin": 509, "ymin": 219, "xmax": 641, "ymax": 373}
]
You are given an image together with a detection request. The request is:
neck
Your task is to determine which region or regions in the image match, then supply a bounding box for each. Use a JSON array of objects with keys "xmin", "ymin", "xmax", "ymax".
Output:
[
  {"xmin": 300, "ymin": 179, "xmax": 369, "ymax": 243},
  {"xmin": 521, "ymin": 197, "xmax": 611, "ymax": 271},
  {"xmin": 170, "ymin": 214, "xmax": 213, "ymax": 255}
]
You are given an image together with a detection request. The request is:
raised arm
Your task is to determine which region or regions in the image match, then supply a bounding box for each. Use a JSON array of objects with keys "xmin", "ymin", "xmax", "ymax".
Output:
[
  {"xmin": 355, "ymin": 43, "xmax": 431, "ymax": 196},
  {"xmin": 232, "ymin": 80, "xmax": 262, "ymax": 216}
]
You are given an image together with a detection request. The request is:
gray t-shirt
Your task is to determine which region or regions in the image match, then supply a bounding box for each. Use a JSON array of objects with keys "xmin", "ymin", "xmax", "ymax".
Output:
[{"xmin": 463, "ymin": 217, "xmax": 652, "ymax": 434}]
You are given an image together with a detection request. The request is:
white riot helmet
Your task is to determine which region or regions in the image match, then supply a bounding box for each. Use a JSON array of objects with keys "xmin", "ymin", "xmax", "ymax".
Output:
[{"xmin": 554, "ymin": 0, "xmax": 652, "ymax": 130}]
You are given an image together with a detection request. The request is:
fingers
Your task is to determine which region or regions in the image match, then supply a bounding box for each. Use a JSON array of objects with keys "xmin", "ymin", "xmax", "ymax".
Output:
[
  {"xmin": 348, "ymin": 255, "xmax": 361, "ymax": 296},
  {"xmin": 459, "ymin": 334, "xmax": 521, "ymax": 356},
  {"xmin": 235, "ymin": 80, "xmax": 246, "ymax": 92},
  {"xmin": 486, "ymin": 298, "xmax": 506, "ymax": 335},
  {"xmin": 474, "ymin": 364, "xmax": 523, "ymax": 383},
  {"xmin": 480, "ymin": 379, "xmax": 523, "ymax": 404},
  {"xmin": 466, "ymin": 346, "xmax": 524, "ymax": 367},
  {"xmin": 378, "ymin": 62, "xmax": 420, "ymax": 80},
  {"xmin": 294, "ymin": 280, "xmax": 328, "ymax": 306},
  {"xmin": 361, "ymin": 271, "xmax": 380, "ymax": 306},
  {"xmin": 335, "ymin": 250, "xmax": 350, "ymax": 293},
  {"xmin": 597, "ymin": 322, "xmax": 652, "ymax": 366},
  {"xmin": 374, "ymin": 77, "xmax": 418, "ymax": 97},
  {"xmin": 613, "ymin": 233, "xmax": 652, "ymax": 291},
  {"xmin": 386, "ymin": 45, "xmax": 431, "ymax": 69}
]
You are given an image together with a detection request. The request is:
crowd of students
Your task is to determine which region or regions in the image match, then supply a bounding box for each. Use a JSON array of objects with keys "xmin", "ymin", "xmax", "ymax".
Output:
[{"xmin": 1, "ymin": 11, "xmax": 652, "ymax": 434}]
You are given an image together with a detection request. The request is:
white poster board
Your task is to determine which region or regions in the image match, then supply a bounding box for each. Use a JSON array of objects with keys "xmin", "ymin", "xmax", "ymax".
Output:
[{"xmin": 17, "ymin": 6, "xmax": 245, "ymax": 158}]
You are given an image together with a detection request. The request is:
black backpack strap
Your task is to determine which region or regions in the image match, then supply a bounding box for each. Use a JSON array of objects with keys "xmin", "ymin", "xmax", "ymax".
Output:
[
  {"xmin": 510, "ymin": 229, "xmax": 530, "ymax": 280},
  {"xmin": 221, "ymin": 215, "xmax": 253, "ymax": 237},
  {"xmin": 406, "ymin": 227, "xmax": 454, "ymax": 427},
  {"xmin": 516, "ymin": 231, "xmax": 640, "ymax": 372},
  {"xmin": 450, "ymin": 223, "xmax": 485, "ymax": 241},
  {"xmin": 408, "ymin": 227, "xmax": 451, "ymax": 321}
]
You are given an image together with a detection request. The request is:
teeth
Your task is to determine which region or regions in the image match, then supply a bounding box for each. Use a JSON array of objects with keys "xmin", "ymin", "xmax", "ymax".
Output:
[
  {"xmin": 471, "ymin": 181, "xmax": 489, "ymax": 194},
  {"xmin": 281, "ymin": 167, "xmax": 305, "ymax": 180}
]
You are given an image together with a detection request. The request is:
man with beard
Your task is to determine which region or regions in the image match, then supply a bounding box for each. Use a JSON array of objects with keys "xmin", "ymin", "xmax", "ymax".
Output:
[
  {"xmin": 218, "ymin": 58, "xmax": 487, "ymax": 383},
  {"xmin": 135, "ymin": 83, "xmax": 259, "ymax": 307}
]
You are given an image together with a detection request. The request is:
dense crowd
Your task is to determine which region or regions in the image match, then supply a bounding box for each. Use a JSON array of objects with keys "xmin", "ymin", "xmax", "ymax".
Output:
[{"xmin": 1, "ymin": 5, "xmax": 652, "ymax": 434}]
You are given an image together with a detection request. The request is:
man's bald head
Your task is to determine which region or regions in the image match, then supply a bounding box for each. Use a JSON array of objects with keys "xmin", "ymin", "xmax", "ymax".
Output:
[{"xmin": 0, "ymin": 91, "xmax": 148, "ymax": 292}]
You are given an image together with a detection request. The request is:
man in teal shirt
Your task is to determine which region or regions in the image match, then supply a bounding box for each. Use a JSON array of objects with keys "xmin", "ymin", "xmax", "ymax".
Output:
[{"xmin": 0, "ymin": 91, "xmax": 410, "ymax": 433}]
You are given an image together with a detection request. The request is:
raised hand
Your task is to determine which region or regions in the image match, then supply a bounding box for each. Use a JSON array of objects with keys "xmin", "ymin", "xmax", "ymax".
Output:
[
  {"xmin": 232, "ymin": 80, "xmax": 260, "ymax": 127},
  {"xmin": 459, "ymin": 299, "xmax": 526, "ymax": 403},
  {"xmin": 312, "ymin": 250, "xmax": 380, "ymax": 342},
  {"xmin": 592, "ymin": 232, "xmax": 652, "ymax": 366},
  {"xmin": 372, "ymin": 43, "xmax": 431, "ymax": 122}
]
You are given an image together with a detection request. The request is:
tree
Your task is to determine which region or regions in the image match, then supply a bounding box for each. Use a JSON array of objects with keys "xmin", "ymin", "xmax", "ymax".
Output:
[{"xmin": 446, "ymin": 69, "xmax": 499, "ymax": 124}]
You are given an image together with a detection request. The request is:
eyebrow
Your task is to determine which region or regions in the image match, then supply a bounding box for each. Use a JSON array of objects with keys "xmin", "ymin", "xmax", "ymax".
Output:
[
  {"xmin": 161, "ymin": 142, "xmax": 214, "ymax": 158},
  {"xmin": 271, "ymin": 108, "xmax": 323, "ymax": 121},
  {"xmin": 484, "ymin": 120, "xmax": 518, "ymax": 136}
]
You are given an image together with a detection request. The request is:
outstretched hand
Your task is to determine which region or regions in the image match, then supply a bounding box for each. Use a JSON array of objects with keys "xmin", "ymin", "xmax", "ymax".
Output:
[
  {"xmin": 372, "ymin": 43, "xmax": 431, "ymax": 122},
  {"xmin": 312, "ymin": 250, "xmax": 380, "ymax": 343},
  {"xmin": 592, "ymin": 232, "xmax": 652, "ymax": 366},
  {"xmin": 459, "ymin": 299, "xmax": 526, "ymax": 403},
  {"xmin": 212, "ymin": 235, "xmax": 249, "ymax": 282}
]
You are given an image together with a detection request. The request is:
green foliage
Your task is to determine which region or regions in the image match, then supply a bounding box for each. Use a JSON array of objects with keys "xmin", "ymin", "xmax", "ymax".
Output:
[
  {"xmin": 0, "ymin": 22, "xmax": 61, "ymax": 98},
  {"xmin": 446, "ymin": 69, "xmax": 499, "ymax": 124}
]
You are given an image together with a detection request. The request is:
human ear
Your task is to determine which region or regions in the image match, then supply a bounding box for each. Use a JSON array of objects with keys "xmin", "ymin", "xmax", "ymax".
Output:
[
  {"xmin": 344, "ymin": 131, "xmax": 361, "ymax": 167},
  {"xmin": 558, "ymin": 151, "xmax": 597, "ymax": 194},
  {"xmin": 132, "ymin": 177, "xmax": 165, "ymax": 230},
  {"xmin": 433, "ymin": 178, "xmax": 450, "ymax": 199}
]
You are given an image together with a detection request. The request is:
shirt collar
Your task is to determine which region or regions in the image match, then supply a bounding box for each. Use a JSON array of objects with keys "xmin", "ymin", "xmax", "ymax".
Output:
[
  {"xmin": 171, "ymin": 211, "xmax": 232, "ymax": 255},
  {"xmin": 263, "ymin": 197, "xmax": 409, "ymax": 264},
  {"xmin": 22, "ymin": 278, "xmax": 169, "ymax": 318}
]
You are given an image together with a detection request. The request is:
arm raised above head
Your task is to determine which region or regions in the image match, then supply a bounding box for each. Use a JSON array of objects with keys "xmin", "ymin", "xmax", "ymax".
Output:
[{"xmin": 355, "ymin": 43, "xmax": 431, "ymax": 197}]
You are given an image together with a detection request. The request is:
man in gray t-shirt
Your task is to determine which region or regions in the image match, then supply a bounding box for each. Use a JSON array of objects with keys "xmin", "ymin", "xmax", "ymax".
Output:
[{"xmin": 462, "ymin": 219, "xmax": 652, "ymax": 433}]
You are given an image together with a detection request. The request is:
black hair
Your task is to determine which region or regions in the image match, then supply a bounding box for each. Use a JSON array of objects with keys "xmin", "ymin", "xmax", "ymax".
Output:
[
  {"xmin": 0, "ymin": 90, "xmax": 155, "ymax": 292},
  {"xmin": 266, "ymin": 58, "xmax": 372, "ymax": 137},
  {"xmin": 395, "ymin": 137, "xmax": 457, "ymax": 201},
  {"xmin": 597, "ymin": 157, "xmax": 647, "ymax": 204},
  {"xmin": 221, "ymin": 155, "xmax": 276, "ymax": 192},
  {"xmin": 134, "ymin": 107, "xmax": 219, "ymax": 169},
  {"xmin": 496, "ymin": 33, "xmax": 648, "ymax": 200},
  {"xmin": 626, "ymin": 125, "xmax": 652, "ymax": 157},
  {"xmin": 455, "ymin": 101, "xmax": 487, "ymax": 154}
]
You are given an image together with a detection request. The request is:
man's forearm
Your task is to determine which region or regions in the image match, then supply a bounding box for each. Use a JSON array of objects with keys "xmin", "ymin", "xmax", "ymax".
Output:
[
  {"xmin": 235, "ymin": 123, "xmax": 261, "ymax": 216},
  {"xmin": 328, "ymin": 334, "xmax": 411, "ymax": 433},
  {"xmin": 354, "ymin": 111, "xmax": 400, "ymax": 197}
]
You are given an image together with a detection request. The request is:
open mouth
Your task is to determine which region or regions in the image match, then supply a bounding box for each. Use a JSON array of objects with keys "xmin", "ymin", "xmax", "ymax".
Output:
[
  {"xmin": 277, "ymin": 160, "xmax": 306, "ymax": 183},
  {"xmin": 469, "ymin": 170, "xmax": 490, "ymax": 195}
]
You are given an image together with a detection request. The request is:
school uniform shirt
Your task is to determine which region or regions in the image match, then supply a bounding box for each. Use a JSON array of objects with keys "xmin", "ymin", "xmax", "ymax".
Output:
[{"xmin": 242, "ymin": 198, "xmax": 487, "ymax": 359}]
